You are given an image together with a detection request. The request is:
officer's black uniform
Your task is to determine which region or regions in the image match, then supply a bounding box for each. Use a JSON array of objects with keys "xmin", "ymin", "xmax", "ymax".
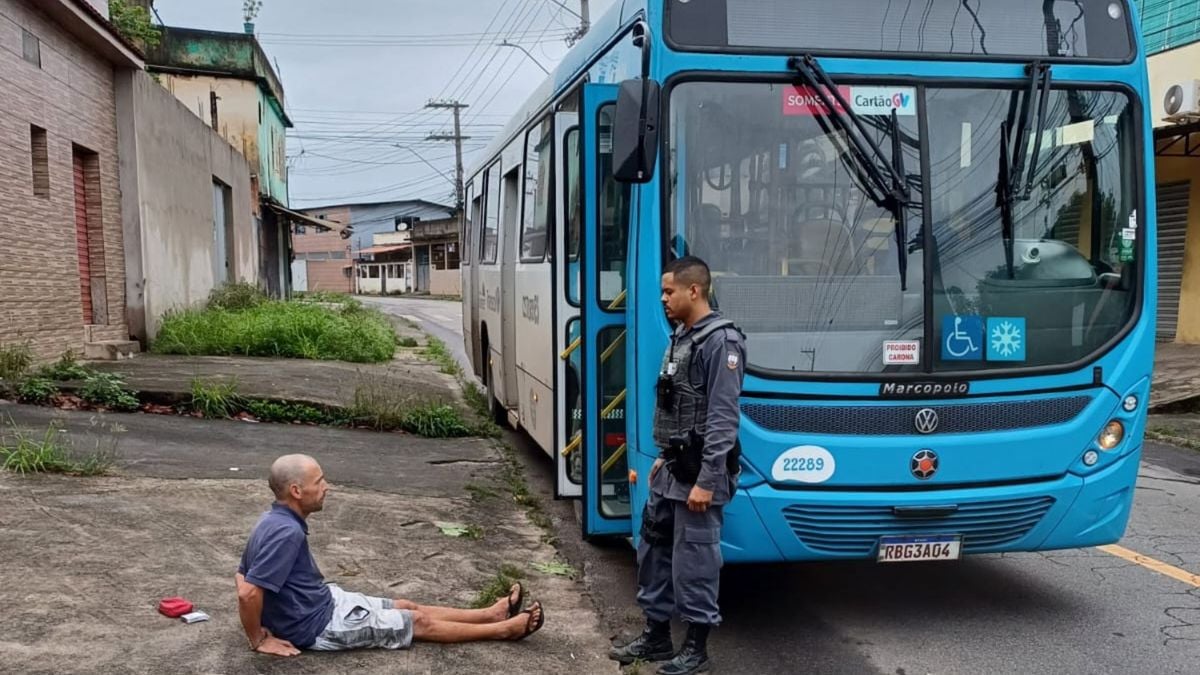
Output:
[{"xmin": 611, "ymin": 312, "xmax": 746, "ymax": 675}]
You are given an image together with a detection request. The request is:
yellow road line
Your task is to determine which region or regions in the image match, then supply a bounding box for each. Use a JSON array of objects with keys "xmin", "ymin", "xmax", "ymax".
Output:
[{"xmin": 1098, "ymin": 544, "xmax": 1200, "ymax": 588}]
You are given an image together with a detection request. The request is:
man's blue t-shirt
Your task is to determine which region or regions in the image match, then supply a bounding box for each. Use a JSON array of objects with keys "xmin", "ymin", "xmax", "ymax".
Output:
[{"xmin": 238, "ymin": 503, "xmax": 334, "ymax": 648}]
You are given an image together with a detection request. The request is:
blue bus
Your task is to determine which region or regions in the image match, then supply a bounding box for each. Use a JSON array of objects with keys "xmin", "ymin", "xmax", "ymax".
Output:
[{"xmin": 461, "ymin": 0, "xmax": 1155, "ymax": 563}]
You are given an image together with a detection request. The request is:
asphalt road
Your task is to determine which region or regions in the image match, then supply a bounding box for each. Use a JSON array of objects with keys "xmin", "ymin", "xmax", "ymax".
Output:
[{"xmin": 374, "ymin": 295, "xmax": 1200, "ymax": 675}]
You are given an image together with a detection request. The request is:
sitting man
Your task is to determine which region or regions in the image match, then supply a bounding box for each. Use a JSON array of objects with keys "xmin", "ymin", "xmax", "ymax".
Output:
[{"xmin": 236, "ymin": 453, "xmax": 545, "ymax": 657}]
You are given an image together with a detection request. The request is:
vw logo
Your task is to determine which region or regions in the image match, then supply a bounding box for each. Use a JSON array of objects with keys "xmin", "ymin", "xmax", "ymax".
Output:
[
  {"xmin": 911, "ymin": 449, "xmax": 939, "ymax": 479},
  {"xmin": 914, "ymin": 408, "xmax": 939, "ymax": 434}
]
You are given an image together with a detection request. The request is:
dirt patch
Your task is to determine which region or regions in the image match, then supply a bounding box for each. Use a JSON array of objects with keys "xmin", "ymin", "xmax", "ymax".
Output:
[{"xmin": 0, "ymin": 474, "xmax": 616, "ymax": 674}]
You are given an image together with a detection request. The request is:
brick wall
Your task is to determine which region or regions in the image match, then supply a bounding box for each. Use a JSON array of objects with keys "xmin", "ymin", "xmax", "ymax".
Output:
[
  {"xmin": 304, "ymin": 261, "xmax": 353, "ymax": 293},
  {"xmin": 293, "ymin": 205, "xmax": 351, "ymax": 255},
  {"xmin": 0, "ymin": 0, "xmax": 128, "ymax": 359}
]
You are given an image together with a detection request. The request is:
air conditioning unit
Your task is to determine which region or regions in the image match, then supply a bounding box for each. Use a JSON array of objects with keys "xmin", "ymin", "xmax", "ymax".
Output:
[{"xmin": 1163, "ymin": 80, "xmax": 1200, "ymax": 122}]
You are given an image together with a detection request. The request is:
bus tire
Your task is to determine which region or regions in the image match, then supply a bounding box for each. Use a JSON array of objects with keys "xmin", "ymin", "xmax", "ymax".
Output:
[{"xmin": 482, "ymin": 339, "xmax": 507, "ymax": 426}]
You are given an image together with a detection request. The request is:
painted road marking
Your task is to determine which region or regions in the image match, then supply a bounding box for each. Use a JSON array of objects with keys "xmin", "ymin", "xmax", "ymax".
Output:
[{"xmin": 1098, "ymin": 544, "xmax": 1200, "ymax": 588}]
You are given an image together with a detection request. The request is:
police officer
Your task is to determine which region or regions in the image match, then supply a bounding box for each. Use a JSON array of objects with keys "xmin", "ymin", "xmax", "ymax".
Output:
[{"xmin": 610, "ymin": 256, "xmax": 745, "ymax": 675}]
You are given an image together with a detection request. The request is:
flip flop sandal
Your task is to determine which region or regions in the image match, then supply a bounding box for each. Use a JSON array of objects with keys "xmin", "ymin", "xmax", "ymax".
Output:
[
  {"xmin": 517, "ymin": 601, "xmax": 545, "ymax": 641},
  {"xmin": 507, "ymin": 582, "xmax": 525, "ymax": 618}
]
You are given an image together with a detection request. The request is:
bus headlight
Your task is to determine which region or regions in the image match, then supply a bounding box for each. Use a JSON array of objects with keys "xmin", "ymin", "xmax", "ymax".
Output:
[{"xmin": 1098, "ymin": 420, "xmax": 1125, "ymax": 450}]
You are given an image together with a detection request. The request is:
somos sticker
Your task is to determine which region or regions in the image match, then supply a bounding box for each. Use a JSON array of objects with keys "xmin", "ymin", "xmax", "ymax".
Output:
[
  {"xmin": 772, "ymin": 445, "xmax": 836, "ymax": 484},
  {"xmin": 783, "ymin": 85, "xmax": 916, "ymax": 117}
]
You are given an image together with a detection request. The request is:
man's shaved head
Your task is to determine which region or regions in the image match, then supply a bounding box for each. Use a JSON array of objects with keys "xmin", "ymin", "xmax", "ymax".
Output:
[
  {"xmin": 664, "ymin": 256, "xmax": 712, "ymax": 297},
  {"xmin": 269, "ymin": 454, "xmax": 318, "ymax": 500}
]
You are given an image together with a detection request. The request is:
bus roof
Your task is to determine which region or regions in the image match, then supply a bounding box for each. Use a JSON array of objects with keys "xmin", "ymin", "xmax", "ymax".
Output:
[{"xmin": 468, "ymin": 0, "xmax": 645, "ymax": 179}]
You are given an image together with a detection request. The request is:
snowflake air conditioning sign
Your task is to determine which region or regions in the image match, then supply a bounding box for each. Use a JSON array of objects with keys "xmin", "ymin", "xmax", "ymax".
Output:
[{"xmin": 939, "ymin": 315, "xmax": 1026, "ymax": 362}]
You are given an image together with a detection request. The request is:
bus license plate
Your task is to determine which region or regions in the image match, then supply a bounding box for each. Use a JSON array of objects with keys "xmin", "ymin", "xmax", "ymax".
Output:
[{"xmin": 877, "ymin": 535, "xmax": 961, "ymax": 563}]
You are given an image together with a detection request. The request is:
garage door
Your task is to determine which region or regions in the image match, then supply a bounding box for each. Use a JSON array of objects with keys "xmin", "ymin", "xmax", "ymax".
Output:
[{"xmin": 1158, "ymin": 181, "xmax": 1190, "ymax": 342}]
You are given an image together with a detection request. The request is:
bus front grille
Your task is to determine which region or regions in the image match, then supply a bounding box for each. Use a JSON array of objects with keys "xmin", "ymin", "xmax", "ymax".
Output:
[
  {"xmin": 742, "ymin": 396, "xmax": 1091, "ymax": 435},
  {"xmin": 781, "ymin": 496, "xmax": 1056, "ymax": 556}
]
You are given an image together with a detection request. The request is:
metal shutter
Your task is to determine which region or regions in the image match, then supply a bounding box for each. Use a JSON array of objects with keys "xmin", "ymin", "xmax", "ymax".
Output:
[
  {"xmin": 1157, "ymin": 181, "xmax": 1190, "ymax": 342},
  {"xmin": 73, "ymin": 154, "xmax": 93, "ymax": 325}
]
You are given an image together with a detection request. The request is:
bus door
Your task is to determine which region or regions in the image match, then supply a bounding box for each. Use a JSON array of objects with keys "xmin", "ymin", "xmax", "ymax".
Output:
[
  {"xmin": 580, "ymin": 83, "xmax": 633, "ymax": 537},
  {"xmin": 554, "ymin": 110, "xmax": 583, "ymax": 499}
]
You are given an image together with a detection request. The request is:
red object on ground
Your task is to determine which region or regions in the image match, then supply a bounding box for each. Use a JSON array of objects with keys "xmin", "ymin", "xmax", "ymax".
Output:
[{"xmin": 158, "ymin": 597, "xmax": 194, "ymax": 618}]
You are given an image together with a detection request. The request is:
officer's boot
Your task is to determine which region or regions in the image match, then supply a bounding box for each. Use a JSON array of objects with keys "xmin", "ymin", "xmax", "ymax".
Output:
[
  {"xmin": 608, "ymin": 618, "xmax": 674, "ymax": 665},
  {"xmin": 656, "ymin": 623, "xmax": 711, "ymax": 675}
]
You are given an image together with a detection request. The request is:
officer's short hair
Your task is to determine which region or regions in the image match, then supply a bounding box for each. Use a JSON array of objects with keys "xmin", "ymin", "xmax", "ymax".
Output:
[{"xmin": 665, "ymin": 256, "xmax": 711, "ymax": 297}]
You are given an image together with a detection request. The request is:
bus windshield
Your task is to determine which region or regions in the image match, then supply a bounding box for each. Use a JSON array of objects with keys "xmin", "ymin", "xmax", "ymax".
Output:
[{"xmin": 667, "ymin": 80, "xmax": 1139, "ymax": 376}]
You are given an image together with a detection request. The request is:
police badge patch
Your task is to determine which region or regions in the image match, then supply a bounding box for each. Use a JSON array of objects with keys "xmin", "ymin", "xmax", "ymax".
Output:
[{"xmin": 727, "ymin": 353, "xmax": 739, "ymax": 369}]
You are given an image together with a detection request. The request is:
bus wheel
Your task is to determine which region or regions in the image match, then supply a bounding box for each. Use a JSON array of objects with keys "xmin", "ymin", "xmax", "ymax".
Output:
[{"xmin": 485, "ymin": 355, "xmax": 507, "ymax": 426}]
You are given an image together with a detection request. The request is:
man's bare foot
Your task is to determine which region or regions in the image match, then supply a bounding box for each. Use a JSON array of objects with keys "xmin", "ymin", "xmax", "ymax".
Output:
[
  {"xmin": 489, "ymin": 583, "xmax": 523, "ymax": 622},
  {"xmin": 507, "ymin": 601, "xmax": 544, "ymax": 641}
]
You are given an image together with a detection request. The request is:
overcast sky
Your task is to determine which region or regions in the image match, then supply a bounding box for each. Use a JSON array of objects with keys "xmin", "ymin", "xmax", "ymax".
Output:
[{"xmin": 152, "ymin": 0, "xmax": 617, "ymax": 208}]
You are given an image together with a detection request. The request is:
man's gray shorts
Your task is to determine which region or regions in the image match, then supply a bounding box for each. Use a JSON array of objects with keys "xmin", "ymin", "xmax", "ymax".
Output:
[{"xmin": 309, "ymin": 584, "xmax": 414, "ymax": 651}]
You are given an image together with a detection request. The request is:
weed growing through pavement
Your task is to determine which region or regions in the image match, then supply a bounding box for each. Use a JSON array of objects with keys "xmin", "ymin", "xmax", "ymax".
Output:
[
  {"xmin": 36, "ymin": 350, "xmax": 93, "ymax": 381},
  {"xmin": 0, "ymin": 343, "xmax": 33, "ymax": 382},
  {"xmin": 0, "ymin": 416, "xmax": 122, "ymax": 476},
  {"xmin": 422, "ymin": 336, "xmax": 462, "ymax": 377},
  {"xmin": 79, "ymin": 372, "xmax": 140, "ymax": 412},
  {"xmin": 190, "ymin": 377, "xmax": 243, "ymax": 419},
  {"xmin": 470, "ymin": 564, "xmax": 525, "ymax": 609},
  {"xmin": 17, "ymin": 377, "xmax": 59, "ymax": 405}
]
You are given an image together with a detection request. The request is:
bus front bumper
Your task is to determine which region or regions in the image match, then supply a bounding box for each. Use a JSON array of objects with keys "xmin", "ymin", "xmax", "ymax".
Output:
[{"xmin": 721, "ymin": 446, "xmax": 1141, "ymax": 564}]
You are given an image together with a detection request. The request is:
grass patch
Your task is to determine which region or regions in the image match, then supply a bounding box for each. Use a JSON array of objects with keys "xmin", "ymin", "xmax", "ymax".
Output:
[
  {"xmin": 1145, "ymin": 427, "xmax": 1200, "ymax": 452},
  {"xmin": 296, "ymin": 290, "xmax": 355, "ymax": 306},
  {"xmin": 37, "ymin": 350, "xmax": 93, "ymax": 381},
  {"xmin": 154, "ymin": 299, "xmax": 396, "ymax": 364},
  {"xmin": 242, "ymin": 399, "xmax": 350, "ymax": 426},
  {"xmin": 465, "ymin": 482, "xmax": 500, "ymax": 501},
  {"xmin": 206, "ymin": 282, "xmax": 267, "ymax": 311},
  {"xmin": 497, "ymin": 441, "xmax": 555, "ymax": 544},
  {"xmin": 190, "ymin": 377, "xmax": 242, "ymax": 419},
  {"xmin": 0, "ymin": 418, "xmax": 121, "ymax": 476},
  {"xmin": 351, "ymin": 374, "xmax": 472, "ymax": 437},
  {"xmin": 80, "ymin": 372, "xmax": 139, "ymax": 412},
  {"xmin": 17, "ymin": 377, "xmax": 59, "ymax": 405},
  {"xmin": 422, "ymin": 336, "xmax": 462, "ymax": 376},
  {"xmin": 470, "ymin": 564, "xmax": 525, "ymax": 609},
  {"xmin": 0, "ymin": 343, "xmax": 33, "ymax": 382}
]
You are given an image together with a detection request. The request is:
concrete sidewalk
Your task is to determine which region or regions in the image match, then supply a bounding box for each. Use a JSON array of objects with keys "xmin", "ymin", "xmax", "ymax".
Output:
[{"xmin": 0, "ymin": 403, "xmax": 616, "ymax": 674}]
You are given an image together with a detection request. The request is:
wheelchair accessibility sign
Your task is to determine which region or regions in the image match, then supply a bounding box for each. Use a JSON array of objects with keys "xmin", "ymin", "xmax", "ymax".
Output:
[
  {"xmin": 941, "ymin": 315, "xmax": 983, "ymax": 361},
  {"xmin": 941, "ymin": 315, "xmax": 1027, "ymax": 362}
]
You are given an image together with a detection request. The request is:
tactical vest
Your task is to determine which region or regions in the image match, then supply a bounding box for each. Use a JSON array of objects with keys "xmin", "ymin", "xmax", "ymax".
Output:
[{"xmin": 652, "ymin": 318, "xmax": 736, "ymax": 450}]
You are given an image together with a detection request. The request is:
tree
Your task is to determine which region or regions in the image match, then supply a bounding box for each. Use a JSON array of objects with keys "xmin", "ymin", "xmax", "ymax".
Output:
[{"xmin": 108, "ymin": 0, "xmax": 160, "ymax": 48}]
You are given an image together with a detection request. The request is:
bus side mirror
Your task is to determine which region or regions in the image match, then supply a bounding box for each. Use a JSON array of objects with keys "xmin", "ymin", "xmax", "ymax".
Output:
[{"xmin": 613, "ymin": 78, "xmax": 661, "ymax": 184}]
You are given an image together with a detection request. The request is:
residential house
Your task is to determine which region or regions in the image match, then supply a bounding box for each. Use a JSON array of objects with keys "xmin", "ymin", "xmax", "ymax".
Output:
[
  {"xmin": 293, "ymin": 200, "xmax": 459, "ymax": 295},
  {"xmin": 1143, "ymin": 1, "xmax": 1200, "ymax": 343},
  {"xmin": 144, "ymin": 24, "xmax": 342, "ymax": 298},
  {"xmin": 115, "ymin": 69, "xmax": 261, "ymax": 343},
  {"xmin": 292, "ymin": 204, "xmax": 352, "ymax": 293},
  {"xmin": 0, "ymin": 0, "xmax": 142, "ymax": 360}
]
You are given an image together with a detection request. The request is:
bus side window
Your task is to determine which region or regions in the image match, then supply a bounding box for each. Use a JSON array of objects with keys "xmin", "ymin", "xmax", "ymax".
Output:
[
  {"xmin": 521, "ymin": 116, "xmax": 553, "ymax": 262},
  {"xmin": 482, "ymin": 164, "xmax": 501, "ymax": 264},
  {"xmin": 463, "ymin": 183, "xmax": 475, "ymax": 266}
]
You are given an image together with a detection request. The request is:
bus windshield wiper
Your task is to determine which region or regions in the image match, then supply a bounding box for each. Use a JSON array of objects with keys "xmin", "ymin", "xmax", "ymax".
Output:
[
  {"xmin": 788, "ymin": 54, "xmax": 913, "ymax": 289},
  {"xmin": 996, "ymin": 61, "xmax": 1052, "ymax": 278}
]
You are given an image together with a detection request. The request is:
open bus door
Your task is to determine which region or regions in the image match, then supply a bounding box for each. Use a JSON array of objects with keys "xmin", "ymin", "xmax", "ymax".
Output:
[
  {"xmin": 579, "ymin": 83, "xmax": 633, "ymax": 538},
  {"xmin": 553, "ymin": 110, "xmax": 584, "ymax": 500}
]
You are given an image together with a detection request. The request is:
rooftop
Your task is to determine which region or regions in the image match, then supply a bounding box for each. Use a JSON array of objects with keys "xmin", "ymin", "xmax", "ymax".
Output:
[{"xmin": 144, "ymin": 25, "xmax": 289, "ymax": 125}]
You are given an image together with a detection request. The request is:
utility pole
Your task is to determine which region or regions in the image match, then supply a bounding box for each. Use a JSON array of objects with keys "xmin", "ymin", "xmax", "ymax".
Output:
[{"xmin": 425, "ymin": 100, "xmax": 470, "ymax": 212}]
